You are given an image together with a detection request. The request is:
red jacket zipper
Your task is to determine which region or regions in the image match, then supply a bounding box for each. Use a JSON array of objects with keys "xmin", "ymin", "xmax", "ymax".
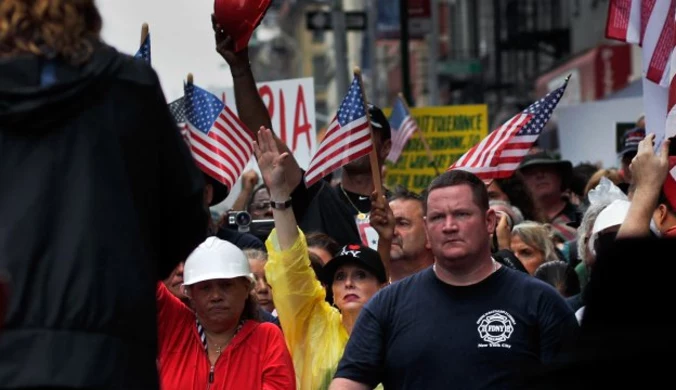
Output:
[{"xmin": 208, "ymin": 364, "xmax": 214, "ymax": 386}]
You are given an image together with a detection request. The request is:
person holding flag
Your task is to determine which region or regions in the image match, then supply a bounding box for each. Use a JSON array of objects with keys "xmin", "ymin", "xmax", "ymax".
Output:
[
  {"xmin": 291, "ymin": 75, "xmax": 393, "ymax": 248},
  {"xmin": 211, "ymin": 16, "xmax": 393, "ymax": 248}
]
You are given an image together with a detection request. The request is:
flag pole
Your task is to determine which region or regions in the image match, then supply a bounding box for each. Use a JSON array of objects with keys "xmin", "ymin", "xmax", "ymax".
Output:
[
  {"xmin": 186, "ymin": 73, "xmax": 193, "ymax": 86},
  {"xmin": 140, "ymin": 23, "xmax": 149, "ymax": 45},
  {"xmin": 397, "ymin": 92, "xmax": 439, "ymax": 176},
  {"xmin": 354, "ymin": 66, "xmax": 383, "ymax": 197}
]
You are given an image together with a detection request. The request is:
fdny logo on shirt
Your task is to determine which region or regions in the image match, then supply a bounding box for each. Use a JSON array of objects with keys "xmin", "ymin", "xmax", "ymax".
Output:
[{"xmin": 477, "ymin": 310, "xmax": 515, "ymax": 348}]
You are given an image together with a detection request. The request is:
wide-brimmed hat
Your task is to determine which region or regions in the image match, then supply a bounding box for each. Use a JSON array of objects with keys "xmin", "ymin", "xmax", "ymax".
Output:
[
  {"xmin": 320, "ymin": 244, "xmax": 387, "ymax": 286},
  {"xmin": 518, "ymin": 151, "xmax": 573, "ymax": 189}
]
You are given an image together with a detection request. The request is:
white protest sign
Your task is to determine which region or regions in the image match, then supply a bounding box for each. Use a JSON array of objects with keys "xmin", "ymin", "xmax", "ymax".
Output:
[
  {"xmin": 557, "ymin": 96, "xmax": 644, "ymax": 169},
  {"xmin": 215, "ymin": 77, "xmax": 316, "ymax": 169}
]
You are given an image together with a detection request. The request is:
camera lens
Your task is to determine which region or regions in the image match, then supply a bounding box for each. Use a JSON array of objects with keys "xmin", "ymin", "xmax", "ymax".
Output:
[{"xmin": 235, "ymin": 211, "xmax": 251, "ymax": 226}]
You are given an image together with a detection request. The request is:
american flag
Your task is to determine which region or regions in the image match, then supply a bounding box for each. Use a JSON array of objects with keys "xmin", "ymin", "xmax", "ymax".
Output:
[
  {"xmin": 183, "ymin": 83, "xmax": 255, "ymax": 191},
  {"xmin": 134, "ymin": 33, "xmax": 151, "ymax": 64},
  {"xmin": 168, "ymin": 96, "xmax": 190, "ymax": 145},
  {"xmin": 386, "ymin": 96, "xmax": 419, "ymax": 163},
  {"xmin": 606, "ymin": 0, "xmax": 676, "ymax": 139},
  {"xmin": 305, "ymin": 75, "xmax": 372, "ymax": 187},
  {"xmin": 448, "ymin": 77, "xmax": 569, "ymax": 180}
]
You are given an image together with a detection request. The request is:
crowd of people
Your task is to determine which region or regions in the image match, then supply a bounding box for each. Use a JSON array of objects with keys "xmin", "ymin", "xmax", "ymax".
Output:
[{"xmin": 1, "ymin": 1, "xmax": 675, "ymax": 390}]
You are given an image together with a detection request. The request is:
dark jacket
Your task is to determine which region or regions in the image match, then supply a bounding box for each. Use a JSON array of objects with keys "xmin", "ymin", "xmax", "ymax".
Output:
[{"xmin": 0, "ymin": 44, "xmax": 208, "ymax": 389}]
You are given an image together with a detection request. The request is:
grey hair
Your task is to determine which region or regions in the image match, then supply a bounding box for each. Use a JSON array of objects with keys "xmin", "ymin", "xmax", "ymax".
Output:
[
  {"xmin": 511, "ymin": 221, "xmax": 559, "ymax": 263},
  {"xmin": 489, "ymin": 199, "xmax": 525, "ymax": 226},
  {"xmin": 576, "ymin": 200, "xmax": 613, "ymax": 265}
]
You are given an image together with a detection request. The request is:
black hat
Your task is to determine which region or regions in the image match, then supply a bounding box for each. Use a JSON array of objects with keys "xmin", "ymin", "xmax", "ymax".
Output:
[
  {"xmin": 517, "ymin": 151, "xmax": 573, "ymax": 189},
  {"xmin": 320, "ymin": 244, "xmax": 387, "ymax": 285},
  {"xmin": 619, "ymin": 127, "xmax": 646, "ymax": 157},
  {"xmin": 203, "ymin": 173, "xmax": 229, "ymax": 206},
  {"xmin": 367, "ymin": 104, "xmax": 391, "ymax": 141}
]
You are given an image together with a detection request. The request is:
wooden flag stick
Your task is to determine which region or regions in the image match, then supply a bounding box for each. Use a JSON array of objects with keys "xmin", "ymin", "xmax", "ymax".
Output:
[
  {"xmin": 140, "ymin": 23, "xmax": 149, "ymax": 46},
  {"xmin": 186, "ymin": 73, "xmax": 194, "ymax": 86},
  {"xmin": 354, "ymin": 66, "xmax": 383, "ymax": 198},
  {"xmin": 397, "ymin": 92, "xmax": 439, "ymax": 176}
]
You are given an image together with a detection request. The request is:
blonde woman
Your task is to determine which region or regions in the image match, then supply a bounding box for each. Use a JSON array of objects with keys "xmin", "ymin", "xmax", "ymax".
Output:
[{"xmin": 510, "ymin": 221, "xmax": 560, "ymax": 274}]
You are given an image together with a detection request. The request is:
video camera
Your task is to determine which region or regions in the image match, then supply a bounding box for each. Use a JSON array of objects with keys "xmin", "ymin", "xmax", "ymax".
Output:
[{"xmin": 225, "ymin": 211, "xmax": 274, "ymax": 239}]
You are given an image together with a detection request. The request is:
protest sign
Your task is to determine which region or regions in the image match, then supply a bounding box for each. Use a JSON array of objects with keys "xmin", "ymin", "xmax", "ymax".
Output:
[
  {"xmin": 216, "ymin": 77, "xmax": 317, "ymax": 169},
  {"xmin": 383, "ymin": 105, "xmax": 488, "ymax": 194}
]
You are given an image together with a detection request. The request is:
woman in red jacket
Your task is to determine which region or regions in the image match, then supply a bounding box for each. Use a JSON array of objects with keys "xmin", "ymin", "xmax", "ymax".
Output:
[{"xmin": 157, "ymin": 236, "xmax": 296, "ymax": 390}]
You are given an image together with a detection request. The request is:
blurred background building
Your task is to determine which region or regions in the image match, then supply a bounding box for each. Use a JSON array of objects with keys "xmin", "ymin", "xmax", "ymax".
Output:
[{"xmin": 249, "ymin": 0, "xmax": 640, "ymax": 150}]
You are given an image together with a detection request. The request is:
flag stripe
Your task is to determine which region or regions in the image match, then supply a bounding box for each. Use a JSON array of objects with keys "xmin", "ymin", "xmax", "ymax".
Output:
[
  {"xmin": 307, "ymin": 119, "xmax": 371, "ymax": 173},
  {"xmin": 305, "ymin": 136, "xmax": 373, "ymax": 186},
  {"xmin": 310, "ymin": 117, "xmax": 369, "ymax": 164},
  {"xmin": 188, "ymin": 125, "xmax": 241, "ymax": 187},
  {"xmin": 642, "ymin": 0, "xmax": 674, "ymax": 85},
  {"xmin": 190, "ymin": 123, "xmax": 247, "ymax": 173},
  {"xmin": 482, "ymin": 114, "xmax": 531, "ymax": 167},
  {"xmin": 640, "ymin": 0, "xmax": 656, "ymax": 45},
  {"xmin": 606, "ymin": 0, "xmax": 641, "ymax": 42}
]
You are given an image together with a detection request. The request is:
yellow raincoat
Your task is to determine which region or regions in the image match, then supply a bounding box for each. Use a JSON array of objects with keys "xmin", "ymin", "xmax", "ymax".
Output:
[
  {"xmin": 265, "ymin": 228, "xmax": 348, "ymax": 390},
  {"xmin": 266, "ymin": 229, "xmax": 384, "ymax": 390}
]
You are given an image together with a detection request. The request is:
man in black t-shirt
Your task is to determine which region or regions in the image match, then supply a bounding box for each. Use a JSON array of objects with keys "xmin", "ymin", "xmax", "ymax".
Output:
[
  {"xmin": 290, "ymin": 106, "xmax": 392, "ymax": 246},
  {"xmin": 330, "ymin": 170, "xmax": 579, "ymax": 390}
]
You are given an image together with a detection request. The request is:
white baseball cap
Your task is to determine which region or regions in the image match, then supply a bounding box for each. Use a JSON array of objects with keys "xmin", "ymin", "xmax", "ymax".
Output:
[
  {"xmin": 183, "ymin": 237, "xmax": 254, "ymax": 286},
  {"xmin": 592, "ymin": 199, "xmax": 631, "ymax": 234}
]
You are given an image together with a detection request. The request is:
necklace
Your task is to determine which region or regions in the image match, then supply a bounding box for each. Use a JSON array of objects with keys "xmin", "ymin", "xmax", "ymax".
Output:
[
  {"xmin": 205, "ymin": 320, "xmax": 244, "ymax": 357},
  {"xmin": 339, "ymin": 184, "xmax": 368, "ymax": 220}
]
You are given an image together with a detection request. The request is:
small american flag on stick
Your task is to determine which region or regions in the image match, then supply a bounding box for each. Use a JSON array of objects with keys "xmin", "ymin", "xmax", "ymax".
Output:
[
  {"xmin": 386, "ymin": 96, "xmax": 419, "ymax": 163},
  {"xmin": 183, "ymin": 80, "xmax": 255, "ymax": 191},
  {"xmin": 305, "ymin": 74, "xmax": 373, "ymax": 187},
  {"xmin": 448, "ymin": 76, "xmax": 570, "ymax": 180},
  {"xmin": 134, "ymin": 23, "xmax": 151, "ymax": 64}
]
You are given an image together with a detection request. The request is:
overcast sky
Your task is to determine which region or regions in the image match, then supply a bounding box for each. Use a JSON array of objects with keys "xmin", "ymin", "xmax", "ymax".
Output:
[{"xmin": 97, "ymin": 0, "xmax": 234, "ymax": 101}]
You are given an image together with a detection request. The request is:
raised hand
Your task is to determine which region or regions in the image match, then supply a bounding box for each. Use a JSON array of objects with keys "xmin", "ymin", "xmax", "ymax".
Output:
[
  {"xmin": 495, "ymin": 213, "xmax": 512, "ymax": 251},
  {"xmin": 241, "ymin": 170, "xmax": 259, "ymax": 190},
  {"xmin": 211, "ymin": 14, "xmax": 249, "ymax": 73},
  {"xmin": 370, "ymin": 191, "xmax": 395, "ymax": 242},
  {"xmin": 630, "ymin": 133, "xmax": 671, "ymax": 193},
  {"xmin": 253, "ymin": 127, "xmax": 291, "ymax": 200}
]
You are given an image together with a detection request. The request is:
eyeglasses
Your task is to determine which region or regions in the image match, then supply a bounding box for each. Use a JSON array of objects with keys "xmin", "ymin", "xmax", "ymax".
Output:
[{"xmin": 251, "ymin": 202, "xmax": 271, "ymax": 211}]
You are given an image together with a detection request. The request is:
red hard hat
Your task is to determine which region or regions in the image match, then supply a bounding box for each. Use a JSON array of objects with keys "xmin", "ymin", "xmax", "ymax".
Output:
[{"xmin": 213, "ymin": 0, "xmax": 272, "ymax": 52}]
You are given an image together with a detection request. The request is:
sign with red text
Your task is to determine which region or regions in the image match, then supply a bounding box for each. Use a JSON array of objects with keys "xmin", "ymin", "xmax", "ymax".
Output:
[{"xmin": 216, "ymin": 77, "xmax": 317, "ymax": 169}]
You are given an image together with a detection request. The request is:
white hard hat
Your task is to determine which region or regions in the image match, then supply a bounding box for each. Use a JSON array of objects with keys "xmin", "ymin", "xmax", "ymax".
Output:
[
  {"xmin": 592, "ymin": 199, "xmax": 631, "ymax": 234},
  {"xmin": 183, "ymin": 237, "xmax": 254, "ymax": 286}
]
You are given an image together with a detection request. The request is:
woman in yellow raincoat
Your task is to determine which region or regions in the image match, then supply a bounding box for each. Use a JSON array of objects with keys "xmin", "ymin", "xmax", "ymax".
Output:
[{"xmin": 254, "ymin": 128, "xmax": 390, "ymax": 390}]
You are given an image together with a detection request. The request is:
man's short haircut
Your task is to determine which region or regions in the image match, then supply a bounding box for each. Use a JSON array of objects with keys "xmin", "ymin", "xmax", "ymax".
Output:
[
  {"xmin": 423, "ymin": 170, "xmax": 489, "ymax": 214},
  {"xmin": 388, "ymin": 185, "xmax": 422, "ymax": 203}
]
